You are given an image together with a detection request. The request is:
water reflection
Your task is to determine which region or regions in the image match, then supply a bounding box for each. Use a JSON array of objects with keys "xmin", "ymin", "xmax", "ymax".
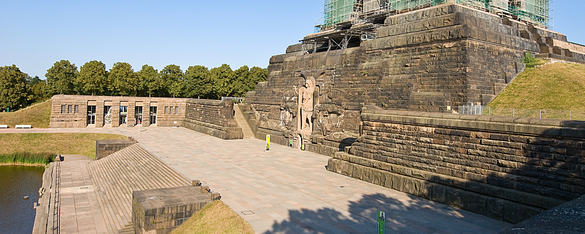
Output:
[{"xmin": 0, "ymin": 166, "xmax": 44, "ymax": 234}]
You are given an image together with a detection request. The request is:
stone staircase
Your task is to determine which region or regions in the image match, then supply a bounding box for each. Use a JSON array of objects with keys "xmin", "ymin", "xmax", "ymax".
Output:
[
  {"xmin": 233, "ymin": 104, "xmax": 255, "ymax": 139},
  {"xmin": 87, "ymin": 144, "xmax": 191, "ymax": 233}
]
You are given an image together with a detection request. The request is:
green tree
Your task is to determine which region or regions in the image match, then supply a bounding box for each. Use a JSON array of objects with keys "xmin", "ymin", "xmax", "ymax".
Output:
[
  {"xmin": 247, "ymin": 66, "xmax": 268, "ymax": 92},
  {"xmin": 76, "ymin": 60, "xmax": 108, "ymax": 95},
  {"xmin": 184, "ymin": 65, "xmax": 212, "ymax": 99},
  {"xmin": 210, "ymin": 64, "xmax": 235, "ymax": 99},
  {"xmin": 137, "ymin": 65, "xmax": 160, "ymax": 97},
  {"xmin": 27, "ymin": 76, "xmax": 48, "ymax": 103},
  {"xmin": 0, "ymin": 65, "xmax": 29, "ymax": 111},
  {"xmin": 231, "ymin": 65, "xmax": 249, "ymax": 97},
  {"xmin": 46, "ymin": 60, "xmax": 78, "ymax": 95},
  {"xmin": 109, "ymin": 62, "xmax": 138, "ymax": 96},
  {"xmin": 160, "ymin": 64, "xmax": 183, "ymax": 98}
]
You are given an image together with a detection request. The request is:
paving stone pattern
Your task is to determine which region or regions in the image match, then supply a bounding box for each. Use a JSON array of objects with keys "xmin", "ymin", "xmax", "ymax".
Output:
[
  {"xmin": 121, "ymin": 127, "xmax": 511, "ymax": 233},
  {"xmin": 58, "ymin": 155, "xmax": 109, "ymax": 234},
  {"xmin": 12, "ymin": 127, "xmax": 511, "ymax": 233}
]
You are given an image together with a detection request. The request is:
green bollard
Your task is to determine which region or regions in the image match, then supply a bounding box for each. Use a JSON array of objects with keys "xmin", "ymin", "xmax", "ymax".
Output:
[{"xmin": 378, "ymin": 211, "xmax": 385, "ymax": 234}]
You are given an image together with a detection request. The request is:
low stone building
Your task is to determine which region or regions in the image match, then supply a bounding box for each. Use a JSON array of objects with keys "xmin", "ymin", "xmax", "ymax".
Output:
[
  {"xmin": 50, "ymin": 95, "xmax": 243, "ymax": 139},
  {"xmin": 50, "ymin": 95, "xmax": 189, "ymax": 128}
]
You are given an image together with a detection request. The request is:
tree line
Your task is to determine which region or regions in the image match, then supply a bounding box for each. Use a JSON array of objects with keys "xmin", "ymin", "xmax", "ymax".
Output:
[{"xmin": 0, "ymin": 60, "xmax": 267, "ymax": 111}]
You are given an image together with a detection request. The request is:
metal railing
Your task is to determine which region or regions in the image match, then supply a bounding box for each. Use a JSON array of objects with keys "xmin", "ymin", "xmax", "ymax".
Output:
[{"xmin": 456, "ymin": 105, "xmax": 585, "ymax": 121}]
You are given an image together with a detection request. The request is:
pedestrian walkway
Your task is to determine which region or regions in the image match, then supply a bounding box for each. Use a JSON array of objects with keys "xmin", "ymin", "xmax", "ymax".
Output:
[
  {"xmin": 121, "ymin": 127, "xmax": 511, "ymax": 233},
  {"xmin": 234, "ymin": 104, "xmax": 255, "ymax": 139},
  {"xmin": 58, "ymin": 155, "xmax": 108, "ymax": 234},
  {"xmin": 11, "ymin": 127, "xmax": 512, "ymax": 233}
]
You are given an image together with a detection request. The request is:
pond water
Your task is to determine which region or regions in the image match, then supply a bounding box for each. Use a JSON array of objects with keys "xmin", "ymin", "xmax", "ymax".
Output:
[{"xmin": 0, "ymin": 166, "xmax": 44, "ymax": 234}]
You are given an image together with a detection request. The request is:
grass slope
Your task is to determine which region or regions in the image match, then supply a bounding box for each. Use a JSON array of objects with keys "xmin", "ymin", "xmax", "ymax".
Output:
[
  {"xmin": 171, "ymin": 200, "xmax": 254, "ymax": 234},
  {"xmin": 0, "ymin": 99, "xmax": 52, "ymax": 128},
  {"xmin": 0, "ymin": 133, "xmax": 127, "ymax": 159},
  {"xmin": 488, "ymin": 62, "xmax": 585, "ymax": 110}
]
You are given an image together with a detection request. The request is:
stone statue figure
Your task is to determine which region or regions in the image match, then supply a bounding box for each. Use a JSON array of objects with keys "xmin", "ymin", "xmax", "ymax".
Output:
[
  {"xmin": 298, "ymin": 76, "xmax": 316, "ymax": 133},
  {"xmin": 104, "ymin": 107, "xmax": 112, "ymax": 125}
]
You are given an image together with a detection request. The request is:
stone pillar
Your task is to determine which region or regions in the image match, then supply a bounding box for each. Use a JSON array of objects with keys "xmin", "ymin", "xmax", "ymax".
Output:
[
  {"xmin": 80, "ymin": 102, "xmax": 88, "ymax": 127},
  {"xmin": 96, "ymin": 102, "xmax": 104, "ymax": 128},
  {"xmin": 112, "ymin": 102, "xmax": 120, "ymax": 127},
  {"xmin": 128, "ymin": 102, "xmax": 136, "ymax": 127},
  {"xmin": 143, "ymin": 103, "xmax": 150, "ymax": 127}
]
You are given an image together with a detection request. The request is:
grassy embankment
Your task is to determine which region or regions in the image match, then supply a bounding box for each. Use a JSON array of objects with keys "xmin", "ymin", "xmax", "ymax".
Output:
[
  {"xmin": 0, "ymin": 99, "xmax": 127, "ymax": 163},
  {"xmin": 0, "ymin": 152, "xmax": 56, "ymax": 166},
  {"xmin": 0, "ymin": 133, "xmax": 127, "ymax": 160},
  {"xmin": 486, "ymin": 61, "xmax": 585, "ymax": 120},
  {"xmin": 171, "ymin": 200, "xmax": 254, "ymax": 234},
  {"xmin": 0, "ymin": 99, "xmax": 52, "ymax": 128}
]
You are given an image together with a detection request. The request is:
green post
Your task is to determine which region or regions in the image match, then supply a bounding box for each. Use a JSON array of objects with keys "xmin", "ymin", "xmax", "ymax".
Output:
[
  {"xmin": 6, "ymin": 107, "xmax": 9, "ymax": 112},
  {"xmin": 378, "ymin": 211, "xmax": 385, "ymax": 234},
  {"xmin": 266, "ymin": 135, "xmax": 270, "ymax": 151}
]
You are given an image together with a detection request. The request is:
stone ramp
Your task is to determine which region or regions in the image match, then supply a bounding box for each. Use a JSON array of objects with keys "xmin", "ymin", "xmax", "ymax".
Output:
[
  {"xmin": 234, "ymin": 104, "xmax": 255, "ymax": 139},
  {"xmin": 87, "ymin": 144, "xmax": 191, "ymax": 233}
]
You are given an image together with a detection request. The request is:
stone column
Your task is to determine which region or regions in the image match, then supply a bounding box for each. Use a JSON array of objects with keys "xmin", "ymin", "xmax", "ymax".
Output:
[
  {"xmin": 96, "ymin": 102, "xmax": 104, "ymax": 128},
  {"xmin": 112, "ymin": 102, "xmax": 120, "ymax": 127},
  {"xmin": 143, "ymin": 103, "xmax": 150, "ymax": 127},
  {"xmin": 128, "ymin": 102, "xmax": 136, "ymax": 127},
  {"xmin": 80, "ymin": 102, "xmax": 88, "ymax": 127}
]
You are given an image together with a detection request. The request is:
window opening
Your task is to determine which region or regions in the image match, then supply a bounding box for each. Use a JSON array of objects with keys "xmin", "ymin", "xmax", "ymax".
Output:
[
  {"xmin": 119, "ymin": 106, "xmax": 128, "ymax": 125},
  {"xmin": 150, "ymin": 106, "xmax": 158, "ymax": 125},
  {"xmin": 87, "ymin": 106, "xmax": 96, "ymax": 125},
  {"xmin": 135, "ymin": 106, "xmax": 143, "ymax": 125}
]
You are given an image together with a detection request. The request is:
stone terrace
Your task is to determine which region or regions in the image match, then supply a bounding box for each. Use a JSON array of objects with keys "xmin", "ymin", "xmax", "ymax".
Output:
[{"xmin": 16, "ymin": 127, "xmax": 511, "ymax": 233}]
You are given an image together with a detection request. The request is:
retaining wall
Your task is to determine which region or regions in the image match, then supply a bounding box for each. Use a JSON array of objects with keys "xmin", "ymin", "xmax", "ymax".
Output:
[
  {"xmin": 328, "ymin": 107, "xmax": 585, "ymax": 223},
  {"xmin": 182, "ymin": 99, "xmax": 243, "ymax": 140}
]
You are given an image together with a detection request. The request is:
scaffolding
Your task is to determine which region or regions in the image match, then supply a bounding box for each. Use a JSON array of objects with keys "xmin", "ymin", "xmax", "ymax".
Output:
[
  {"xmin": 323, "ymin": 0, "xmax": 357, "ymax": 27},
  {"xmin": 322, "ymin": 0, "xmax": 550, "ymax": 29}
]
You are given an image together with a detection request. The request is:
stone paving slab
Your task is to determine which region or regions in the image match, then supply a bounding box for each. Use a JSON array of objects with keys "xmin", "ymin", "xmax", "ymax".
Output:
[
  {"xmin": 58, "ymin": 154, "xmax": 108, "ymax": 234},
  {"xmin": 8, "ymin": 127, "xmax": 513, "ymax": 233}
]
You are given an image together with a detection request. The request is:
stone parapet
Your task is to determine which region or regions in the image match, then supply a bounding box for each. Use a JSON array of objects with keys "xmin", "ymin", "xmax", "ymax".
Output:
[
  {"xmin": 328, "ymin": 107, "xmax": 585, "ymax": 223},
  {"xmin": 182, "ymin": 99, "xmax": 243, "ymax": 140},
  {"xmin": 132, "ymin": 186, "xmax": 220, "ymax": 234},
  {"xmin": 96, "ymin": 139, "xmax": 136, "ymax": 160}
]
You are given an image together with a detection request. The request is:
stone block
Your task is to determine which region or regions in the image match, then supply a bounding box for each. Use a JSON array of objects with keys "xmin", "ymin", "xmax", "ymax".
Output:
[
  {"xmin": 96, "ymin": 139, "xmax": 135, "ymax": 159},
  {"xmin": 132, "ymin": 186, "xmax": 218, "ymax": 234}
]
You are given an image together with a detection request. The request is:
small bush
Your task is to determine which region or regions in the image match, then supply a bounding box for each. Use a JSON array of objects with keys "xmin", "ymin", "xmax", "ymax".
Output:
[{"xmin": 522, "ymin": 51, "xmax": 546, "ymax": 68}]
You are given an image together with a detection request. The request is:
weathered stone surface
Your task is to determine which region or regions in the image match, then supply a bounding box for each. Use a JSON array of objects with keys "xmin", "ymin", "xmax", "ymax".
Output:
[
  {"xmin": 50, "ymin": 95, "xmax": 243, "ymax": 140},
  {"xmin": 182, "ymin": 99, "xmax": 243, "ymax": 140},
  {"xmin": 328, "ymin": 108, "xmax": 585, "ymax": 224},
  {"xmin": 132, "ymin": 186, "xmax": 220, "ymax": 234},
  {"xmin": 95, "ymin": 139, "xmax": 136, "ymax": 159},
  {"xmin": 501, "ymin": 194, "xmax": 585, "ymax": 234}
]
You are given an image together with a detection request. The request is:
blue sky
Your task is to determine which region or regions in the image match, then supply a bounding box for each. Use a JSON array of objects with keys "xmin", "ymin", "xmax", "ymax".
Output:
[{"xmin": 0, "ymin": 0, "xmax": 582, "ymax": 79}]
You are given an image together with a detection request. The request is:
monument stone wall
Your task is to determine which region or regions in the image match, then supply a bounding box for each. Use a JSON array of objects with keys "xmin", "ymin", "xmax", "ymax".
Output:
[
  {"xmin": 243, "ymin": 3, "xmax": 585, "ymax": 155},
  {"xmin": 328, "ymin": 107, "xmax": 585, "ymax": 223}
]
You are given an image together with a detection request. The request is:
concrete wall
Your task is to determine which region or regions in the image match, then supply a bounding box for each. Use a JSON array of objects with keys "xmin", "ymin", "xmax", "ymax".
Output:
[
  {"xmin": 328, "ymin": 107, "xmax": 585, "ymax": 223},
  {"xmin": 182, "ymin": 99, "xmax": 243, "ymax": 140}
]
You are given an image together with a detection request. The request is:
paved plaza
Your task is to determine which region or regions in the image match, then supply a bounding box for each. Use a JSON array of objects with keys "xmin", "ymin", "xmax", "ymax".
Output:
[{"xmin": 5, "ymin": 127, "xmax": 512, "ymax": 233}]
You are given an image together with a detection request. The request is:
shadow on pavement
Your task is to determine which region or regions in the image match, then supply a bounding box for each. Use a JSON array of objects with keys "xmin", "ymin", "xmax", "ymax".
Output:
[{"xmin": 264, "ymin": 193, "xmax": 494, "ymax": 234}]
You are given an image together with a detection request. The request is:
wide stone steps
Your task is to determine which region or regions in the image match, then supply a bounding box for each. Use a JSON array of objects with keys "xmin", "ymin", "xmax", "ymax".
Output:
[{"xmin": 87, "ymin": 144, "xmax": 191, "ymax": 233}]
